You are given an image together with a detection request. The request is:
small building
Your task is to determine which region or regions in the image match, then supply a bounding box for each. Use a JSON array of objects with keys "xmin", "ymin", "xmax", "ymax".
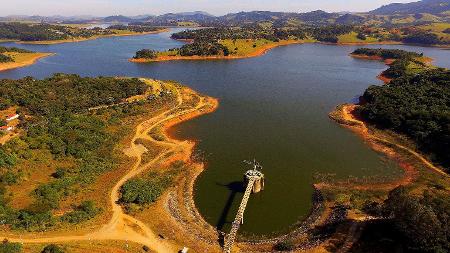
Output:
[
  {"xmin": 180, "ymin": 247, "xmax": 189, "ymax": 253},
  {"xmin": 0, "ymin": 126, "xmax": 13, "ymax": 132},
  {"xmin": 6, "ymin": 114, "xmax": 19, "ymax": 121}
]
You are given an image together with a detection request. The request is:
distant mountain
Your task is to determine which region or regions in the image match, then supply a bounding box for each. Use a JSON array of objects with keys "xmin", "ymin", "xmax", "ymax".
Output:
[
  {"xmin": 335, "ymin": 14, "xmax": 366, "ymax": 24},
  {"xmin": 103, "ymin": 15, "xmax": 137, "ymax": 22},
  {"xmin": 5, "ymin": 0, "xmax": 449, "ymax": 27},
  {"xmin": 175, "ymin": 11, "xmax": 213, "ymax": 16},
  {"xmin": 370, "ymin": 0, "xmax": 450, "ymax": 15}
]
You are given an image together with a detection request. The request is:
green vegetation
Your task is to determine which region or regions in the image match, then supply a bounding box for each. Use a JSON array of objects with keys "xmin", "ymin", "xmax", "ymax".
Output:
[
  {"xmin": 134, "ymin": 49, "xmax": 158, "ymax": 59},
  {"xmin": 0, "ymin": 54, "xmax": 13, "ymax": 63},
  {"xmin": 41, "ymin": 244, "xmax": 64, "ymax": 253},
  {"xmin": 0, "ymin": 23, "xmax": 163, "ymax": 42},
  {"xmin": 403, "ymin": 31, "xmax": 442, "ymax": 45},
  {"xmin": 352, "ymin": 48, "xmax": 422, "ymax": 59},
  {"xmin": 120, "ymin": 163, "xmax": 182, "ymax": 211},
  {"xmin": 0, "ymin": 74, "xmax": 154, "ymax": 231},
  {"xmin": 383, "ymin": 186, "xmax": 449, "ymax": 252},
  {"xmin": 178, "ymin": 41, "xmax": 229, "ymax": 56},
  {"xmin": 0, "ymin": 240, "xmax": 22, "ymax": 253},
  {"xmin": 354, "ymin": 49, "xmax": 449, "ymax": 169},
  {"xmin": 61, "ymin": 201, "xmax": 100, "ymax": 223},
  {"xmin": 0, "ymin": 23, "xmax": 113, "ymax": 41},
  {"xmin": 107, "ymin": 24, "xmax": 164, "ymax": 33},
  {"xmin": 0, "ymin": 46, "xmax": 34, "ymax": 63}
]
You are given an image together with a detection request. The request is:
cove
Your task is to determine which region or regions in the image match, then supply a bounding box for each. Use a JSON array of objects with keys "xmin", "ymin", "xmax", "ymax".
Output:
[{"xmin": 1, "ymin": 29, "xmax": 449, "ymax": 236}]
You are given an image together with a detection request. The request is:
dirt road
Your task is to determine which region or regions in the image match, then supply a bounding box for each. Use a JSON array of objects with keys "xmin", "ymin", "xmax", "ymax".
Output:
[{"xmin": 4, "ymin": 83, "xmax": 217, "ymax": 253}]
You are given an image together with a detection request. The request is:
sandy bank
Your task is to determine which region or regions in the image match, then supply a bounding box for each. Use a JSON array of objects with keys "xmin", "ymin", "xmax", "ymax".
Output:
[
  {"xmin": 0, "ymin": 53, "xmax": 54, "ymax": 72},
  {"xmin": 130, "ymin": 40, "xmax": 304, "ymax": 63}
]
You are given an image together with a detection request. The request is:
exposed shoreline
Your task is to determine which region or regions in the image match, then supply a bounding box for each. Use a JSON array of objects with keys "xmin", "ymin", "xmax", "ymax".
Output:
[
  {"xmin": 131, "ymin": 38, "xmax": 450, "ymax": 64},
  {"xmin": 130, "ymin": 40, "xmax": 305, "ymax": 62},
  {"xmin": 16, "ymin": 28, "xmax": 170, "ymax": 45},
  {"xmin": 0, "ymin": 53, "xmax": 54, "ymax": 72}
]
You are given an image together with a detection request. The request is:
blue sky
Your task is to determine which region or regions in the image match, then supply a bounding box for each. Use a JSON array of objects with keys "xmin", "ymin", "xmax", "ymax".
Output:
[{"xmin": 1, "ymin": 0, "xmax": 415, "ymax": 16}]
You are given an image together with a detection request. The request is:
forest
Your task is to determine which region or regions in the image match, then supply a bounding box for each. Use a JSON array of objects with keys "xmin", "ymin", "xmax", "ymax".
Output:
[
  {"xmin": 352, "ymin": 48, "xmax": 422, "ymax": 59},
  {"xmin": 0, "ymin": 23, "xmax": 162, "ymax": 42},
  {"xmin": 348, "ymin": 48, "xmax": 450, "ymax": 252},
  {"xmin": 0, "ymin": 74, "xmax": 149, "ymax": 231},
  {"xmin": 107, "ymin": 24, "xmax": 163, "ymax": 33},
  {"xmin": 0, "ymin": 23, "xmax": 116, "ymax": 41},
  {"xmin": 170, "ymin": 25, "xmax": 354, "ymax": 43},
  {"xmin": 354, "ymin": 49, "xmax": 449, "ymax": 170}
]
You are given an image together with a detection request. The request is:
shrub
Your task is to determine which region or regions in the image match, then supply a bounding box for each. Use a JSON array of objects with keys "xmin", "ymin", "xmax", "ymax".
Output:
[
  {"xmin": 0, "ymin": 240, "xmax": 22, "ymax": 253},
  {"xmin": 41, "ymin": 244, "xmax": 64, "ymax": 253},
  {"xmin": 0, "ymin": 54, "xmax": 13, "ymax": 63},
  {"xmin": 61, "ymin": 201, "xmax": 100, "ymax": 223}
]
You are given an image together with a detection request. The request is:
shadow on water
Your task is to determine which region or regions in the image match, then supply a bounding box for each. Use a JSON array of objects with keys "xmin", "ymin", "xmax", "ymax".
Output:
[{"xmin": 216, "ymin": 181, "xmax": 245, "ymax": 231}]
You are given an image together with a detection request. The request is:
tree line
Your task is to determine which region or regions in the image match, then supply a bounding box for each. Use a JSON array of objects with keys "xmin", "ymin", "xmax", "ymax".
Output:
[{"xmin": 354, "ymin": 49, "xmax": 450, "ymax": 169}]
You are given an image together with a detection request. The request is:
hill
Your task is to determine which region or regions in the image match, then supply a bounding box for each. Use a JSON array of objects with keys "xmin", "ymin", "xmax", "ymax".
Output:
[{"xmin": 370, "ymin": 0, "xmax": 450, "ymax": 15}]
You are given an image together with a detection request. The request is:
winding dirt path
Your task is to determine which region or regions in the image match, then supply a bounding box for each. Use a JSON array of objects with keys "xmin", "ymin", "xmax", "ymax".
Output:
[{"xmin": 3, "ymin": 84, "xmax": 217, "ymax": 252}]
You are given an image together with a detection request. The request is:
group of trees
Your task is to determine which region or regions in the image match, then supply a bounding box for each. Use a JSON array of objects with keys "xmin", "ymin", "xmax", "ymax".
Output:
[
  {"xmin": 107, "ymin": 24, "xmax": 163, "ymax": 33},
  {"xmin": 0, "ymin": 74, "xmax": 150, "ymax": 230},
  {"xmin": 352, "ymin": 48, "xmax": 422, "ymax": 59},
  {"xmin": 134, "ymin": 49, "xmax": 158, "ymax": 59},
  {"xmin": 178, "ymin": 40, "xmax": 230, "ymax": 56},
  {"xmin": 0, "ymin": 54, "xmax": 13, "ymax": 63},
  {"xmin": 402, "ymin": 31, "xmax": 442, "ymax": 45},
  {"xmin": 0, "ymin": 23, "xmax": 116, "ymax": 42},
  {"xmin": 170, "ymin": 25, "xmax": 353, "ymax": 44},
  {"xmin": 119, "ymin": 168, "xmax": 178, "ymax": 210},
  {"xmin": 383, "ymin": 187, "xmax": 449, "ymax": 252},
  {"xmin": 0, "ymin": 22, "xmax": 166, "ymax": 42},
  {"xmin": 0, "ymin": 46, "xmax": 34, "ymax": 63},
  {"xmin": 354, "ymin": 49, "xmax": 450, "ymax": 169},
  {"xmin": 309, "ymin": 25, "xmax": 353, "ymax": 43},
  {"xmin": 0, "ymin": 240, "xmax": 64, "ymax": 253}
]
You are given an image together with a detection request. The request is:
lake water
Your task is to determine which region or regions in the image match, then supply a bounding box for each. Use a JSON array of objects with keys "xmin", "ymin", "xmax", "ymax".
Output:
[{"xmin": 1, "ymin": 29, "xmax": 449, "ymax": 236}]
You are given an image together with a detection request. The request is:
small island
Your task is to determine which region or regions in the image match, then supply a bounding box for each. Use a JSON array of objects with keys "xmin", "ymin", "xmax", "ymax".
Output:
[{"xmin": 0, "ymin": 46, "xmax": 53, "ymax": 71}]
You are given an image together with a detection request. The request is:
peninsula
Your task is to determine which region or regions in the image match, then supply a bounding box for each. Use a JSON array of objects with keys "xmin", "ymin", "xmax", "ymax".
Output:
[{"xmin": 0, "ymin": 46, "xmax": 53, "ymax": 71}]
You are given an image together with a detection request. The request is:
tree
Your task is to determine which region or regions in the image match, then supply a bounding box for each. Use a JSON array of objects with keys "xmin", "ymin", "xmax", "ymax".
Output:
[
  {"xmin": 134, "ymin": 49, "xmax": 157, "ymax": 59},
  {"xmin": 41, "ymin": 244, "xmax": 64, "ymax": 253},
  {"xmin": 384, "ymin": 187, "xmax": 449, "ymax": 252}
]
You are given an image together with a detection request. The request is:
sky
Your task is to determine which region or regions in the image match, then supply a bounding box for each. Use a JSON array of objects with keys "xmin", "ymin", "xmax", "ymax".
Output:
[{"xmin": 1, "ymin": 0, "xmax": 416, "ymax": 17}]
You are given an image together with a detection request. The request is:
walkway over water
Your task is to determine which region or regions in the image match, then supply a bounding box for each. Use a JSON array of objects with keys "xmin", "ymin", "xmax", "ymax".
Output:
[{"xmin": 224, "ymin": 162, "xmax": 265, "ymax": 253}]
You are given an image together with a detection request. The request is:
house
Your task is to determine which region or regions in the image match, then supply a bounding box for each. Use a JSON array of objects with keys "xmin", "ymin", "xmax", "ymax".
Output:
[
  {"xmin": 5, "ymin": 114, "xmax": 19, "ymax": 121},
  {"xmin": 0, "ymin": 126, "xmax": 13, "ymax": 132}
]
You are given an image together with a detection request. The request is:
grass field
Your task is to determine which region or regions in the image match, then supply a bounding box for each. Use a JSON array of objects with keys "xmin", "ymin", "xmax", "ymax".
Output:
[
  {"xmin": 220, "ymin": 39, "xmax": 275, "ymax": 56},
  {"xmin": 338, "ymin": 32, "xmax": 379, "ymax": 43},
  {"xmin": 0, "ymin": 52, "xmax": 53, "ymax": 71}
]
